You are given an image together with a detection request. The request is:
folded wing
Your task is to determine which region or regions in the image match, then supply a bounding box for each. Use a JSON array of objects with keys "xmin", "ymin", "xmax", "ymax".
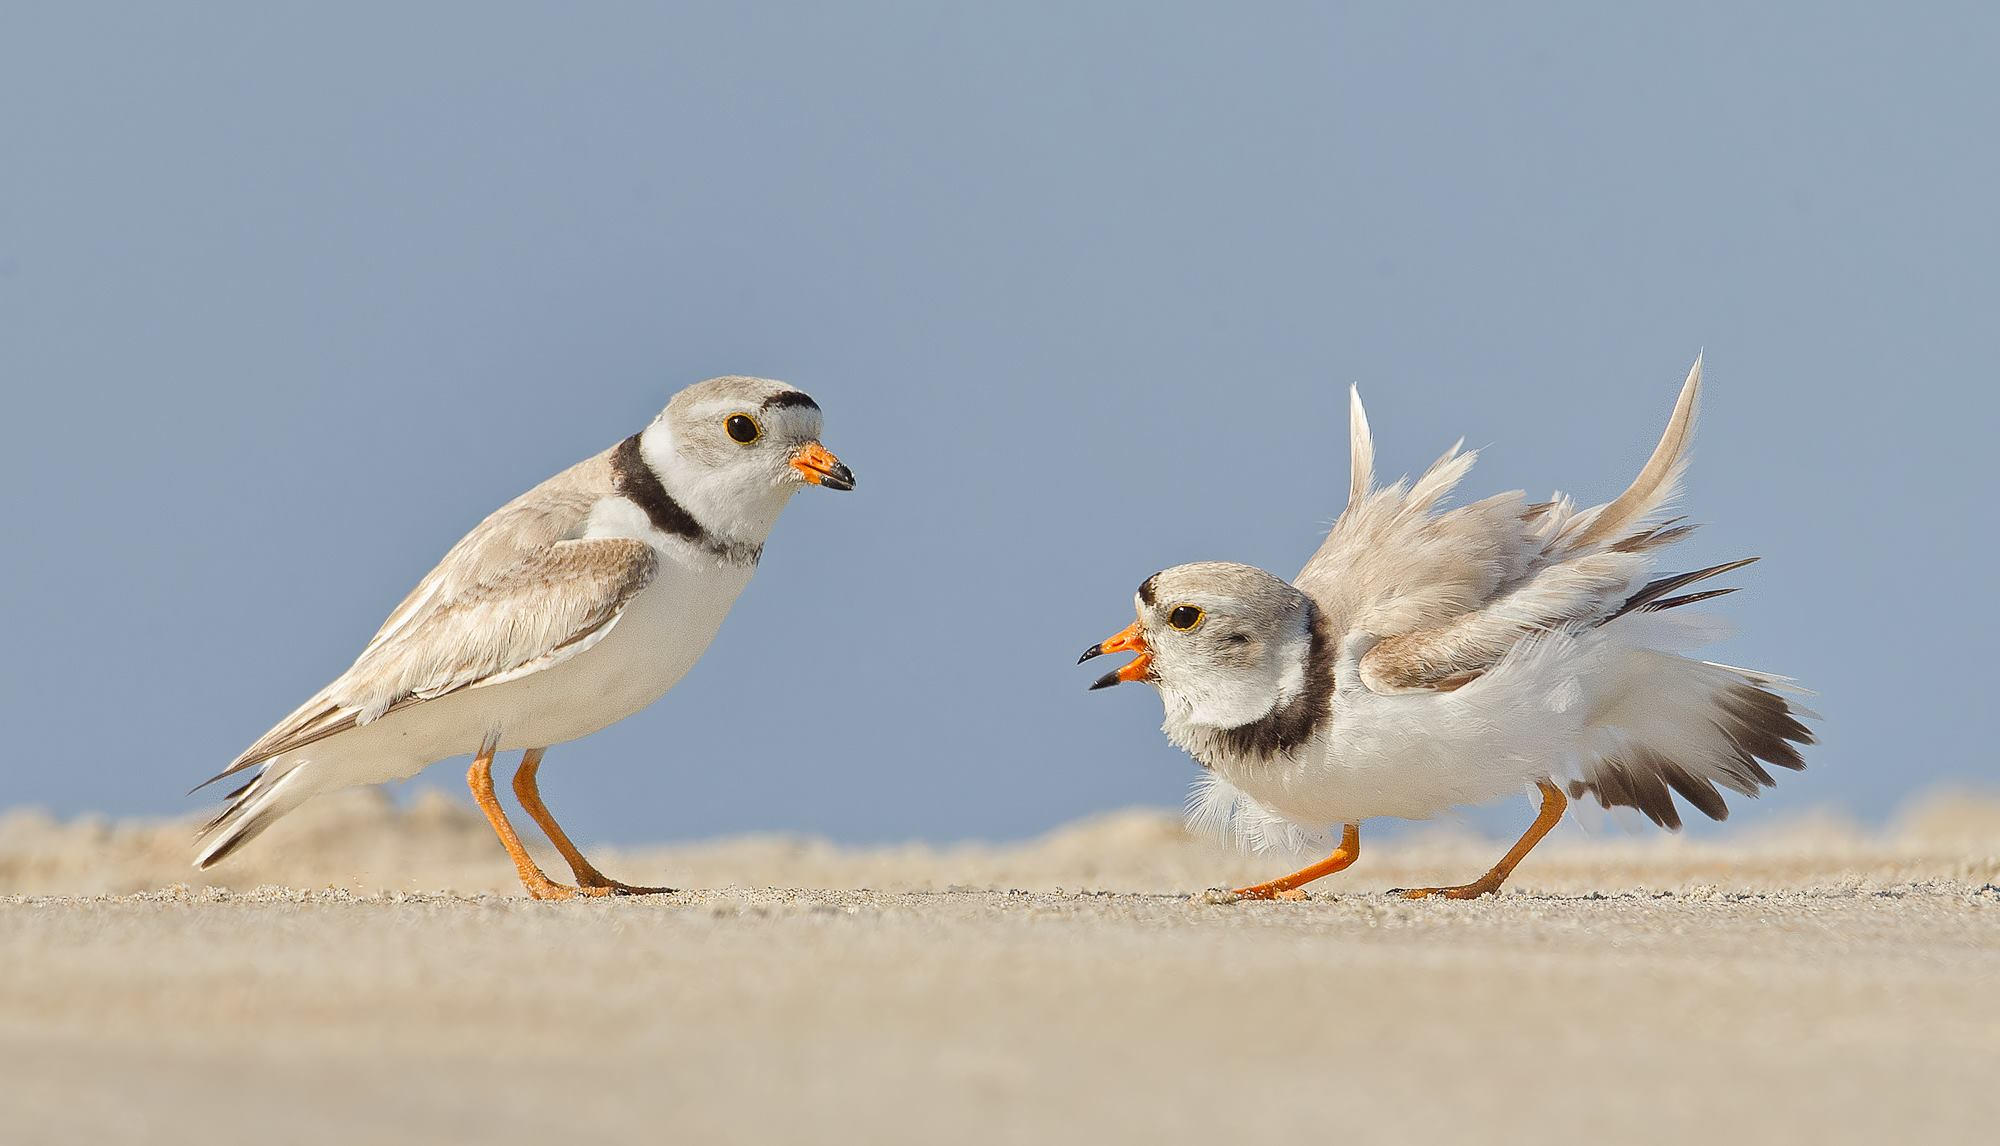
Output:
[{"xmin": 206, "ymin": 469, "xmax": 656, "ymax": 789}]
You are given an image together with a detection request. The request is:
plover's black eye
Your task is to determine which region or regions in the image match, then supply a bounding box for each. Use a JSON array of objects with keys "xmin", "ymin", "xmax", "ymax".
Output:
[
  {"xmin": 724, "ymin": 413, "xmax": 762, "ymax": 444},
  {"xmin": 1167, "ymin": 605, "xmax": 1204, "ymax": 632}
]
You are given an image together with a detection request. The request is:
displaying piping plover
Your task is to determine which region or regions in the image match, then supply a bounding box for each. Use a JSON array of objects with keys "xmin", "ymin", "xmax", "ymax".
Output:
[
  {"xmin": 194, "ymin": 376, "xmax": 853, "ymax": 898},
  {"xmin": 1080, "ymin": 357, "xmax": 1812, "ymax": 899}
]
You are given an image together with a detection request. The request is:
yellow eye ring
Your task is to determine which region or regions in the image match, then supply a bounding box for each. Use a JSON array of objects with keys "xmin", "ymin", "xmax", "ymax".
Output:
[
  {"xmin": 724, "ymin": 412, "xmax": 762, "ymax": 444},
  {"xmin": 1167, "ymin": 604, "xmax": 1204, "ymax": 631}
]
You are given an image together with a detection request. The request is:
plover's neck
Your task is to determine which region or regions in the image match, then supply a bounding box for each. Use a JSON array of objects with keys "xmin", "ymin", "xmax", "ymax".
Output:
[
  {"xmin": 599, "ymin": 433, "xmax": 769, "ymax": 566},
  {"xmin": 1166, "ymin": 605, "xmax": 1336, "ymax": 767}
]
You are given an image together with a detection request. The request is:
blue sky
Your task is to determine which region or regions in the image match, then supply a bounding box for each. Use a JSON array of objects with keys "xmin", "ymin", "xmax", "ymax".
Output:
[{"xmin": 3, "ymin": 4, "xmax": 1994, "ymax": 843}]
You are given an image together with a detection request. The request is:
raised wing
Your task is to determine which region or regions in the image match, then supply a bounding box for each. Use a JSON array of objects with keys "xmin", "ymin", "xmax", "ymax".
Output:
[
  {"xmin": 1359, "ymin": 553, "xmax": 1752, "ymax": 694},
  {"xmin": 1296, "ymin": 359, "xmax": 1708, "ymax": 694},
  {"xmin": 1293, "ymin": 359, "xmax": 1811, "ymax": 830}
]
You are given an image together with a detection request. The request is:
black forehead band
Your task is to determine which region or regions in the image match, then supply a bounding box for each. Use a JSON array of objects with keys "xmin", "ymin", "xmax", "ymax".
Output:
[
  {"xmin": 761, "ymin": 390, "xmax": 820, "ymax": 412},
  {"xmin": 1138, "ymin": 573, "xmax": 1160, "ymax": 605}
]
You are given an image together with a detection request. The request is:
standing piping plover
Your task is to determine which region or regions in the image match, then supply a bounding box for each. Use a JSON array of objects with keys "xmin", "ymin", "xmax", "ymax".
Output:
[
  {"xmin": 194, "ymin": 376, "xmax": 853, "ymax": 898},
  {"xmin": 1080, "ymin": 357, "xmax": 1812, "ymax": 899}
]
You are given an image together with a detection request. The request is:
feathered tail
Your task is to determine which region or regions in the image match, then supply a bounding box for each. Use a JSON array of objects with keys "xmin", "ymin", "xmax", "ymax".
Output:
[
  {"xmin": 192, "ymin": 762, "xmax": 314, "ymax": 869},
  {"xmin": 1567, "ymin": 620, "xmax": 1815, "ymax": 829}
]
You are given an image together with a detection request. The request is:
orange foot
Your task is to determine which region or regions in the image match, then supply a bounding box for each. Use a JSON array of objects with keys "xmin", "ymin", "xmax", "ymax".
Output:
[
  {"xmin": 1394, "ymin": 879, "xmax": 1502, "ymax": 901},
  {"xmin": 470, "ymin": 747, "xmax": 679, "ymax": 902},
  {"xmin": 1229, "ymin": 824, "xmax": 1360, "ymax": 900},
  {"xmin": 1230, "ymin": 883, "xmax": 1319, "ymax": 902},
  {"xmin": 511, "ymin": 748, "xmax": 675, "ymax": 898},
  {"xmin": 1393, "ymin": 780, "xmax": 1569, "ymax": 902},
  {"xmin": 514, "ymin": 872, "xmax": 676, "ymax": 901},
  {"xmin": 576, "ymin": 876, "xmax": 676, "ymax": 896}
]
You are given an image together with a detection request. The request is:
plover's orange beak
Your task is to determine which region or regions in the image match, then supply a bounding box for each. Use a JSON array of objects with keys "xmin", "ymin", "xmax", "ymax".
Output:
[
  {"xmin": 1078, "ymin": 619, "xmax": 1152, "ymax": 690},
  {"xmin": 789, "ymin": 441, "xmax": 855, "ymax": 491}
]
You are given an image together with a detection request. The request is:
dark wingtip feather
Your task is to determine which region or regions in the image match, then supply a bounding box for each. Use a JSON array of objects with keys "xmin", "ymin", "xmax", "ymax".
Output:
[
  {"xmin": 1609, "ymin": 557, "xmax": 1760, "ymax": 622},
  {"xmin": 1643, "ymin": 586, "xmax": 1741, "ymax": 612},
  {"xmin": 1610, "ymin": 517, "xmax": 1699, "ymax": 553}
]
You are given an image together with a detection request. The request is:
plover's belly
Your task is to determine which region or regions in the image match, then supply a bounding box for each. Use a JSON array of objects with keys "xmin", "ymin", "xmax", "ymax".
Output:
[
  {"xmin": 1203, "ymin": 682, "xmax": 1581, "ymax": 826},
  {"xmin": 1213, "ymin": 742, "xmax": 1537, "ymax": 828},
  {"xmin": 340, "ymin": 556, "xmax": 755, "ymax": 782},
  {"xmin": 490, "ymin": 558, "xmax": 753, "ymax": 745}
]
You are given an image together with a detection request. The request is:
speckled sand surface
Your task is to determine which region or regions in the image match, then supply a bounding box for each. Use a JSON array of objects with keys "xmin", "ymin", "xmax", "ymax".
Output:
[{"xmin": 3, "ymin": 790, "xmax": 1998, "ymax": 1145}]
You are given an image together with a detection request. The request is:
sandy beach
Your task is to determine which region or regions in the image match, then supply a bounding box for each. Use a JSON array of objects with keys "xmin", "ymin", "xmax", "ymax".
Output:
[{"xmin": 4, "ymin": 790, "xmax": 1997, "ymax": 1145}]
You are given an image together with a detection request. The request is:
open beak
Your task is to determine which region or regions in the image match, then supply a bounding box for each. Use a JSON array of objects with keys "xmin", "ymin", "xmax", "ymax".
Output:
[
  {"xmin": 1077, "ymin": 619, "xmax": 1152, "ymax": 690},
  {"xmin": 790, "ymin": 441, "xmax": 855, "ymax": 491}
]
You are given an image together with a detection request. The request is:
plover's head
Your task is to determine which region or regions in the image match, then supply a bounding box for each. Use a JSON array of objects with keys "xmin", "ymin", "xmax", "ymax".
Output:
[
  {"xmin": 638, "ymin": 375, "xmax": 854, "ymax": 542},
  {"xmin": 1079, "ymin": 562, "xmax": 1319, "ymax": 731}
]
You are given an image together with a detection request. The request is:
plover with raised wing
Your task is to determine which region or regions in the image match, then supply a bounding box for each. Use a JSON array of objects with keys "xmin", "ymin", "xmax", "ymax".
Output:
[{"xmin": 1080, "ymin": 358, "xmax": 1811, "ymax": 899}]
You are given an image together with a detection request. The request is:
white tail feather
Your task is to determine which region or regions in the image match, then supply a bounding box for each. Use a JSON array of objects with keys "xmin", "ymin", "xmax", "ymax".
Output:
[
  {"xmin": 1570, "ymin": 354, "xmax": 1703, "ymax": 549},
  {"xmin": 1403, "ymin": 440, "xmax": 1477, "ymax": 518},
  {"xmin": 1346, "ymin": 385, "xmax": 1373, "ymax": 510}
]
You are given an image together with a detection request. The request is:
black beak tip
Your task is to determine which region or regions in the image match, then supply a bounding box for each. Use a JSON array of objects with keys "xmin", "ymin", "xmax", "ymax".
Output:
[
  {"xmin": 1077, "ymin": 643, "xmax": 1104, "ymax": 665},
  {"xmin": 821, "ymin": 465, "xmax": 855, "ymax": 492},
  {"xmin": 1088, "ymin": 670, "xmax": 1122, "ymax": 691}
]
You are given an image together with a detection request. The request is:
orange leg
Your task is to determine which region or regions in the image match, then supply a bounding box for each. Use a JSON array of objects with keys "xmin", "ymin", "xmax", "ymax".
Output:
[
  {"xmin": 1397, "ymin": 780, "xmax": 1567, "ymax": 900},
  {"xmin": 512, "ymin": 748, "xmax": 673, "ymax": 896},
  {"xmin": 467, "ymin": 739, "xmax": 592, "ymax": 900},
  {"xmin": 1232, "ymin": 823, "xmax": 1361, "ymax": 899}
]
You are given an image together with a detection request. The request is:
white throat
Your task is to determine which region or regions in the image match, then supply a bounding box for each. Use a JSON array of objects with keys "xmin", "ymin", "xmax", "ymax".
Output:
[
  {"xmin": 1161, "ymin": 626, "xmax": 1313, "ymax": 733},
  {"xmin": 639, "ymin": 420, "xmax": 796, "ymax": 547}
]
